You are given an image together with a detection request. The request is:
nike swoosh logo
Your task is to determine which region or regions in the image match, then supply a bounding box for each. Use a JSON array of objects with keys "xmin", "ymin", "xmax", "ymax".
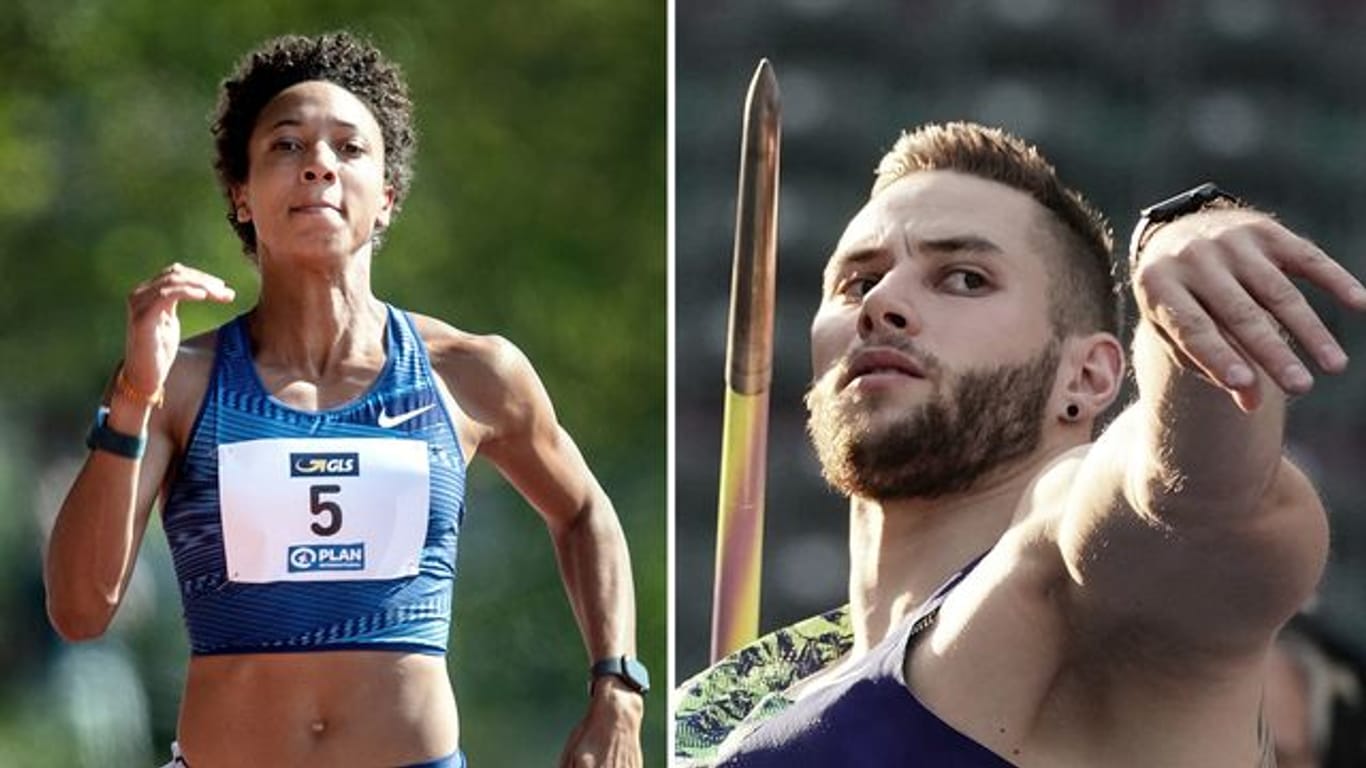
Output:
[{"xmin": 377, "ymin": 403, "xmax": 436, "ymax": 429}]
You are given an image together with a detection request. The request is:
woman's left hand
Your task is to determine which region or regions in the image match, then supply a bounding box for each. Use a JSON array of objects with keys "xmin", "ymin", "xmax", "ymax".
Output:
[{"xmin": 559, "ymin": 679, "xmax": 644, "ymax": 768}]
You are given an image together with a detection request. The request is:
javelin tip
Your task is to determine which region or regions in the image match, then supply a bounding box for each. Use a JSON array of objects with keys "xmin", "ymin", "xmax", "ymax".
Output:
[{"xmin": 749, "ymin": 59, "xmax": 779, "ymax": 104}]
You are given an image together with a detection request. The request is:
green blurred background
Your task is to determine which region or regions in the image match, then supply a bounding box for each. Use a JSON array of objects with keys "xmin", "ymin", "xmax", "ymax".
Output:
[{"xmin": 0, "ymin": 1, "xmax": 665, "ymax": 766}]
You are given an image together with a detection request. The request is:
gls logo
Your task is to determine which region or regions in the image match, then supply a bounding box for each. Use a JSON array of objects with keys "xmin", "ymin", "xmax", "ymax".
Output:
[
  {"xmin": 288, "ymin": 543, "xmax": 366, "ymax": 572},
  {"xmin": 290, "ymin": 452, "xmax": 360, "ymax": 477}
]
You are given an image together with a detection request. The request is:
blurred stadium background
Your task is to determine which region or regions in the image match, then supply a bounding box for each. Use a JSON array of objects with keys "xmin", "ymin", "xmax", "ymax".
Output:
[
  {"xmin": 676, "ymin": 0, "xmax": 1366, "ymax": 705},
  {"xmin": 0, "ymin": 1, "xmax": 664, "ymax": 765}
]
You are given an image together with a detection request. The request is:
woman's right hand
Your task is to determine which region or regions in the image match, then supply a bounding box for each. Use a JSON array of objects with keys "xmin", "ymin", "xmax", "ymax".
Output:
[
  {"xmin": 123, "ymin": 263, "xmax": 236, "ymax": 398},
  {"xmin": 46, "ymin": 263, "xmax": 233, "ymax": 641}
]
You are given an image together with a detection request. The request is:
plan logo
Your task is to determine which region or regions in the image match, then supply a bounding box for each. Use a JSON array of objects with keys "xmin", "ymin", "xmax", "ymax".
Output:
[
  {"xmin": 288, "ymin": 543, "xmax": 366, "ymax": 572},
  {"xmin": 290, "ymin": 452, "xmax": 359, "ymax": 477}
]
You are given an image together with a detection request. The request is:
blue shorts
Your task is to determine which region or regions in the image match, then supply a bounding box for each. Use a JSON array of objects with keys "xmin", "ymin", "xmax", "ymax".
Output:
[
  {"xmin": 164, "ymin": 742, "xmax": 465, "ymax": 767},
  {"xmin": 407, "ymin": 750, "xmax": 465, "ymax": 768}
]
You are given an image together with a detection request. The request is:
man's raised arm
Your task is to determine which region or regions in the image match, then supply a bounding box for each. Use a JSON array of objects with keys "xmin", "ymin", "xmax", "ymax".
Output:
[{"xmin": 1060, "ymin": 202, "xmax": 1366, "ymax": 656}]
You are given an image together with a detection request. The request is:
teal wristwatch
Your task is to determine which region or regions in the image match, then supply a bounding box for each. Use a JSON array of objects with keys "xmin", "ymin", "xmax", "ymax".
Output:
[
  {"xmin": 85, "ymin": 406, "xmax": 147, "ymax": 459},
  {"xmin": 590, "ymin": 655, "xmax": 650, "ymax": 695}
]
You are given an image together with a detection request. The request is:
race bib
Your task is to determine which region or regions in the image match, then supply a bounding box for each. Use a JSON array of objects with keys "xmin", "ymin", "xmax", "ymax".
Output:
[{"xmin": 217, "ymin": 437, "xmax": 430, "ymax": 583}]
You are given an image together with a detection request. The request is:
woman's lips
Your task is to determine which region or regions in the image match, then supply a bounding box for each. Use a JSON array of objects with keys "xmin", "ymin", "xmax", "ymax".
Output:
[{"xmin": 290, "ymin": 202, "xmax": 343, "ymax": 215}]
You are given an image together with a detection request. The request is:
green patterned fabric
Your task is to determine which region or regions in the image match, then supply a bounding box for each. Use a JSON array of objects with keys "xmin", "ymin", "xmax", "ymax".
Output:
[{"xmin": 673, "ymin": 606, "xmax": 853, "ymax": 765}]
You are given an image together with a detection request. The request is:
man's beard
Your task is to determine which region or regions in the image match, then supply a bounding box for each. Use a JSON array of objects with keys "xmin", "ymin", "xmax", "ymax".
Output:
[{"xmin": 805, "ymin": 336, "xmax": 1061, "ymax": 501}]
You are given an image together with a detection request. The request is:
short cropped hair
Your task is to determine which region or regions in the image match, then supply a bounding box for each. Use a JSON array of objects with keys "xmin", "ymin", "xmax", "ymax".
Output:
[
  {"xmin": 211, "ymin": 31, "xmax": 416, "ymax": 256},
  {"xmin": 872, "ymin": 122, "xmax": 1119, "ymax": 337}
]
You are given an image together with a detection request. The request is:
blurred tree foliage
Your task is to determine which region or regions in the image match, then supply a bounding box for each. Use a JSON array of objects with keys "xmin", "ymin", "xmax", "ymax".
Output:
[{"xmin": 0, "ymin": 0, "xmax": 665, "ymax": 765}]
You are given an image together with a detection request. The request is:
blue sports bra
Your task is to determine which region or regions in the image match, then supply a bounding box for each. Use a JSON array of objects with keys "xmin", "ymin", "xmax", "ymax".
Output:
[{"xmin": 161, "ymin": 305, "xmax": 465, "ymax": 655}]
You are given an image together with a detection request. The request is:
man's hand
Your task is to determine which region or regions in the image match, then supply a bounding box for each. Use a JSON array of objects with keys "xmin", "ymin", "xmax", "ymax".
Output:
[
  {"xmin": 559, "ymin": 678, "xmax": 644, "ymax": 768},
  {"xmin": 1133, "ymin": 208, "xmax": 1366, "ymax": 411}
]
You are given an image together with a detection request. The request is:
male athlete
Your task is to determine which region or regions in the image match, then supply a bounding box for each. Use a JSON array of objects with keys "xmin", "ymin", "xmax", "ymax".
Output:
[{"xmin": 675, "ymin": 122, "xmax": 1366, "ymax": 766}]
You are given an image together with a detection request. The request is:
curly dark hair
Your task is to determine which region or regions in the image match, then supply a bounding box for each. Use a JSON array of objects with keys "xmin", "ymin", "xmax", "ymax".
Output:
[{"xmin": 211, "ymin": 31, "xmax": 416, "ymax": 256}]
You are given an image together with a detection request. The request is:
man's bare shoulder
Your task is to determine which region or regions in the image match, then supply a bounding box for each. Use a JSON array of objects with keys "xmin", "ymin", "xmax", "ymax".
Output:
[
  {"xmin": 1006, "ymin": 444, "xmax": 1094, "ymax": 533},
  {"xmin": 921, "ymin": 445, "xmax": 1096, "ymax": 686},
  {"xmin": 921, "ymin": 447, "xmax": 1096, "ymax": 644},
  {"xmin": 912, "ymin": 444, "xmax": 1279, "ymax": 765}
]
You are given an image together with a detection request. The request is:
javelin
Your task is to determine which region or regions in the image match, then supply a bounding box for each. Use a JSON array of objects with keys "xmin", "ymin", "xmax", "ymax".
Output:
[{"xmin": 710, "ymin": 59, "xmax": 781, "ymax": 662}]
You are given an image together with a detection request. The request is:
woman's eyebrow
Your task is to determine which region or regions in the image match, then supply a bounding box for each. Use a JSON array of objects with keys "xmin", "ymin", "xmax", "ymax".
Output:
[{"xmin": 267, "ymin": 117, "xmax": 360, "ymax": 131}]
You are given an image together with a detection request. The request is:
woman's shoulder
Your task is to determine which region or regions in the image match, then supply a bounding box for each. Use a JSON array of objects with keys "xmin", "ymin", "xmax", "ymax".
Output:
[
  {"xmin": 171, "ymin": 326, "xmax": 223, "ymax": 379},
  {"xmin": 402, "ymin": 311, "xmax": 547, "ymax": 437},
  {"xmin": 404, "ymin": 310, "xmax": 531, "ymax": 379},
  {"xmin": 158, "ymin": 326, "xmax": 224, "ymax": 442}
]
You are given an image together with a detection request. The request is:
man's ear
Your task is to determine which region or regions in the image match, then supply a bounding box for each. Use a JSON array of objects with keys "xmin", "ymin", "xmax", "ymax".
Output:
[{"xmin": 1055, "ymin": 332, "xmax": 1125, "ymax": 424}]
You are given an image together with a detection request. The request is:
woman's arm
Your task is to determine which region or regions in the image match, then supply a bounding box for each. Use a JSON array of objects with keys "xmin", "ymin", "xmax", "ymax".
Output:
[
  {"xmin": 426, "ymin": 326, "xmax": 642, "ymax": 768},
  {"xmin": 44, "ymin": 264, "xmax": 234, "ymax": 639}
]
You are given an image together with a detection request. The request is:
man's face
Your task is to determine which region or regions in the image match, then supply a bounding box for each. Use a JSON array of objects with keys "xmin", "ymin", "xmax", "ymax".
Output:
[
  {"xmin": 806, "ymin": 171, "xmax": 1062, "ymax": 500},
  {"xmin": 233, "ymin": 80, "xmax": 394, "ymax": 261}
]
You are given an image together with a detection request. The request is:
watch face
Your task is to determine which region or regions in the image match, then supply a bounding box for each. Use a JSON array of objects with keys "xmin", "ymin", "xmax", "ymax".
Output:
[{"xmin": 624, "ymin": 657, "xmax": 651, "ymax": 692}]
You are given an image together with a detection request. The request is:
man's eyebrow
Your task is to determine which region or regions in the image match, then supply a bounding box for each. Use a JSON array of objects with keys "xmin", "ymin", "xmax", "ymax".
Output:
[
  {"xmin": 822, "ymin": 246, "xmax": 882, "ymax": 286},
  {"xmin": 913, "ymin": 235, "xmax": 1003, "ymax": 255},
  {"xmin": 825, "ymin": 234, "xmax": 1003, "ymax": 278},
  {"xmin": 829, "ymin": 235, "xmax": 1000, "ymax": 268},
  {"xmin": 830, "ymin": 247, "xmax": 884, "ymax": 267}
]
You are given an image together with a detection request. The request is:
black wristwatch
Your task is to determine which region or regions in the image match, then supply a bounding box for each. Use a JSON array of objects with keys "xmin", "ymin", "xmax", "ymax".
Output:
[
  {"xmin": 590, "ymin": 655, "xmax": 650, "ymax": 695},
  {"xmin": 85, "ymin": 406, "xmax": 147, "ymax": 459},
  {"xmin": 1128, "ymin": 182, "xmax": 1244, "ymax": 262}
]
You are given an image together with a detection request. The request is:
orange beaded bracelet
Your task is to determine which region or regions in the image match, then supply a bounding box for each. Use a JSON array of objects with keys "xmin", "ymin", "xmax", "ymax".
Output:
[{"xmin": 115, "ymin": 368, "xmax": 165, "ymax": 408}]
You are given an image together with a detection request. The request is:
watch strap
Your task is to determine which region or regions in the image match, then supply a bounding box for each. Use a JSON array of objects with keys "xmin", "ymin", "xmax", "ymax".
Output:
[
  {"xmin": 1128, "ymin": 182, "xmax": 1244, "ymax": 262},
  {"xmin": 86, "ymin": 406, "xmax": 147, "ymax": 459},
  {"xmin": 590, "ymin": 655, "xmax": 650, "ymax": 695}
]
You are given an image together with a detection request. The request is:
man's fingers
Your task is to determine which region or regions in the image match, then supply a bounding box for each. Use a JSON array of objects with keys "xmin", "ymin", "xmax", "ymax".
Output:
[
  {"xmin": 1192, "ymin": 268, "xmax": 1314, "ymax": 394},
  {"xmin": 1231, "ymin": 381, "xmax": 1262, "ymax": 414},
  {"xmin": 1233, "ymin": 257, "xmax": 1349, "ymax": 374},
  {"xmin": 1267, "ymin": 228, "xmax": 1366, "ymax": 311},
  {"xmin": 1140, "ymin": 276, "xmax": 1255, "ymax": 390},
  {"xmin": 1138, "ymin": 213, "xmax": 1362, "ymax": 405}
]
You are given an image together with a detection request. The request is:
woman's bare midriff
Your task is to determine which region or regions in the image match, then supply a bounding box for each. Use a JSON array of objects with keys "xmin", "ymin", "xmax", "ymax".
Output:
[{"xmin": 177, "ymin": 650, "xmax": 458, "ymax": 768}]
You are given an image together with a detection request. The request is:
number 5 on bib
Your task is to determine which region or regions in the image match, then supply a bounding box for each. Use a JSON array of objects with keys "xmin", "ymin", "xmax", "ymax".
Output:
[{"xmin": 218, "ymin": 437, "xmax": 431, "ymax": 583}]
